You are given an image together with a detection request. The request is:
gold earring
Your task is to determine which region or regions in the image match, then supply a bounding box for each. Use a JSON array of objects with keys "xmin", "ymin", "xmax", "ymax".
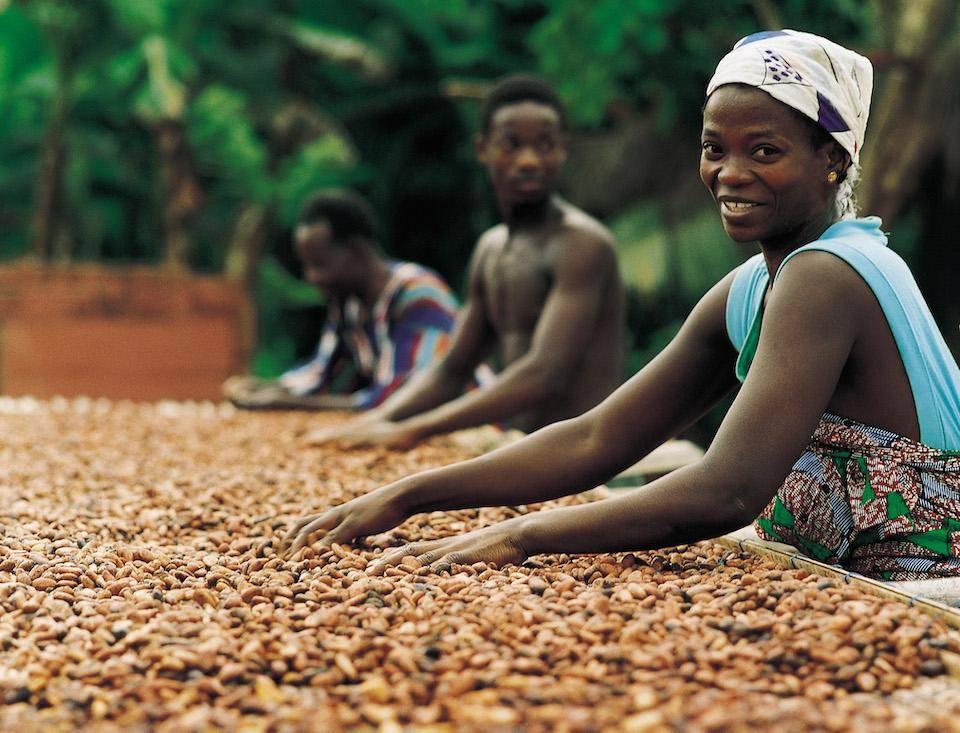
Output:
[{"xmin": 827, "ymin": 170, "xmax": 839, "ymax": 184}]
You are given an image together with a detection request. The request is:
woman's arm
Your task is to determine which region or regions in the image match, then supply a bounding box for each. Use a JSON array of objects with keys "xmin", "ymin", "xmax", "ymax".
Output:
[
  {"xmin": 284, "ymin": 272, "xmax": 739, "ymax": 552},
  {"xmin": 369, "ymin": 251, "xmax": 867, "ymax": 569}
]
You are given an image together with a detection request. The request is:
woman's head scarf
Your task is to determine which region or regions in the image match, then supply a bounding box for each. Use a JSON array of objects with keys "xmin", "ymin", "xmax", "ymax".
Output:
[{"xmin": 706, "ymin": 30, "xmax": 874, "ymax": 216}]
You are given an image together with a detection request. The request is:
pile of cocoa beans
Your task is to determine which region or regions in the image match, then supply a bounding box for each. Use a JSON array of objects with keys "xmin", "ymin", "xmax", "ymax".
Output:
[{"xmin": 1, "ymin": 397, "xmax": 960, "ymax": 732}]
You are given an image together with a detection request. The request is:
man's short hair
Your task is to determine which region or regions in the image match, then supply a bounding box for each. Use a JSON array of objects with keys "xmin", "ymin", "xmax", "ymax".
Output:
[
  {"xmin": 296, "ymin": 190, "xmax": 376, "ymax": 245},
  {"xmin": 478, "ymin": 74, "xmax": 567, "ymax": 134}
]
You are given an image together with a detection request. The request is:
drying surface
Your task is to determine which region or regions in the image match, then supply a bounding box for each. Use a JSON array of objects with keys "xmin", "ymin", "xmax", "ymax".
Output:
[{"xmin": 3, "ymin": 399, "xmax": 960, "ymax": 732}]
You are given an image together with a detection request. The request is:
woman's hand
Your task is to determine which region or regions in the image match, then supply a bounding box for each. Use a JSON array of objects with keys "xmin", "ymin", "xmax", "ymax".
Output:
[
  {"xmin": 282, "ymin": 484, "xmax": 411, "ymax": 555},
  {"xmin": 368, "ymin": 518, "xmax": 529, "ymax": 575}
]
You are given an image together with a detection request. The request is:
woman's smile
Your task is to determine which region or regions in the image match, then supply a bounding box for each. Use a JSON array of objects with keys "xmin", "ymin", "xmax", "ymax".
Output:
[
  {"xmin": 717, "ymin": 196, "xmax": 766, "ymax": 226},
  {"xmin": 700, "ymin": 84, "xmax": 838, "ymax": 248}
]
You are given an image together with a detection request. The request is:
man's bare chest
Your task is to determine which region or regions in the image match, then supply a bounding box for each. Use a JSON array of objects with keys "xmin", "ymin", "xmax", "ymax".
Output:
[{"xmin": 480, "ymin": 239, "xmax": 555, "ymax": 332}]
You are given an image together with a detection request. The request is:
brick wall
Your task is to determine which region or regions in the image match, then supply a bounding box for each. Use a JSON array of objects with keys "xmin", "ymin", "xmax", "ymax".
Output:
[{"xmin": 0, "ymin": 265, "xmax": 253, "ymax": 400}]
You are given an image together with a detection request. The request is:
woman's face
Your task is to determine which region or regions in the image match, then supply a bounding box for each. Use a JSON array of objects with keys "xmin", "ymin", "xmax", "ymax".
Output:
[{"xmin": 700, "ymin": 84, "xmax": 838, "ymax": 248}]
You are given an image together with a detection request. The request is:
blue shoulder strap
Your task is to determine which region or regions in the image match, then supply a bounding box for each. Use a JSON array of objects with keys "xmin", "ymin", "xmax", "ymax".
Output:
[
  {"xmin": 725, "ymin": 254, "xmax": 768, "ymax": 353},
  {"xmin": 775, "ymin": 218, "xmax": 960, "ymax": 450}
]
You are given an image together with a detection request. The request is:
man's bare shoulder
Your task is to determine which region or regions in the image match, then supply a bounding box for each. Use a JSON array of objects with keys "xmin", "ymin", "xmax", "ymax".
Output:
[
  {"xmin": 556, "ymin": 201, "xmax": 616, "ymax": 249},
  {"xmin": 466, "ymin": 225, "xmax": 508, "ymax": 286},
  {"xmin": 476, "ymin": 223, "xmax": 509, "ymax": 251},
  {"xmin": 552, "ymin": 202, "xmax": 618, "ymax": 276}
]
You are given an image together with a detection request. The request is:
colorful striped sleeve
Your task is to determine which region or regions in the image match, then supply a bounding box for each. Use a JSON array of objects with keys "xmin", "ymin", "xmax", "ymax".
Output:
[
  {"xmin": 351, "ymin": 271, "xmax": 459, "ymax": 409},
  {"xmin": 277, "ymin": 310, "xmax": 342, "ymax": 396}
]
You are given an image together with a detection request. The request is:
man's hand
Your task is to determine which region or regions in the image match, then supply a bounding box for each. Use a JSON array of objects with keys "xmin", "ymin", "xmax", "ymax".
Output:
[
  {"xmin": 303, "ymin": 417, "xmax": 423, "ymax": 450},
  {"xmin": 282, "ymin": 486, "xmax": 411, "ymax": 556},
  {"xmin": 222, "ymin": 375, "xmax": 293, "ymax": 410},
  {"xmin": 367, "ymin": 519, "xmax": 529, "ymax": 575},
  {"xmin": 222, "ymin": 375, "xmax": 268, "ymax": 401}
]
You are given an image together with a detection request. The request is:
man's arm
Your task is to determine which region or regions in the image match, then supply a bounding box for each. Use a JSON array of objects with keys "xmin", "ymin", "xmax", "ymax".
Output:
[
  {"xmin": 396, "ymin": 230, "xmax": 620, "ymax": 440},
  {"xmin": 347, "ymin": 278, "xmax": 459, "ymax": 410},
  {"xmin": 364, "ymin": 239, "xmax": 497, "ymax": 422},
  {"xmin": 398, "ymin": 268, "xmax": 740, "ymax": 510},
  {"xmin": 264, "ymin": 391, "xmax": 359, "ymax": 411},
  {"xmin": 224, "ymin": 375, "xmax": 359, "ymax": 411},
  {"xmin": 302, "ymin": 238, "xmax": 497, "ymax": 444}
]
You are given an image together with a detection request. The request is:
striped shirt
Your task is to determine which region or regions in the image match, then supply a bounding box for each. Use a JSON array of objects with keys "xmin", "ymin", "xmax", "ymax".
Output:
[{"xmin": 279, "ymin": 261, "xmax": 458, "ymax": 409}]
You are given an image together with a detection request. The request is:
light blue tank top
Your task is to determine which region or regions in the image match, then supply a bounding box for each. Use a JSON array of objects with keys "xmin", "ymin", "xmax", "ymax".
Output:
[{"xmin": 725, "ymin": 217, "xmax": 960, "ymax": 451}]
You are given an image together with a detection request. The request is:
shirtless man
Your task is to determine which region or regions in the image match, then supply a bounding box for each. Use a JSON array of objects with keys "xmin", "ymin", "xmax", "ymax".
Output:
[{"xmin": 310, "ymin": 75, "xmax": 624, "ymax": 448}]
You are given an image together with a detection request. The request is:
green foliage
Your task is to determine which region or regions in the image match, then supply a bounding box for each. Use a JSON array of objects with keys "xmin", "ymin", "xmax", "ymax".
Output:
[
  {"xmin": 275, "ymin": 135, "xmax": 366, "ymax": 225},
  {"xmin": 187, "ymin": 85, "xmax": 269, "ymax": 201},
  {"xmin": 529, "ymin": 0, "xmax": 874, "ymax": 128},
  {"xmin": 613, "ymin": 203, "xmax": 745, "ymax": 299},
  {"xmin": 0, "ymin": 5, "xmax": 46, "ymax": 257},
  {"xmin": 613, "ymin": 201, "xmax": 747, "ymax": 376},
  {"xmin": 251, "ymin": 256, "xmax": 325, "ymax": 378},
  {"xmin": 6, "ymin": 0, "xmax": 950, "ymax": 410}
]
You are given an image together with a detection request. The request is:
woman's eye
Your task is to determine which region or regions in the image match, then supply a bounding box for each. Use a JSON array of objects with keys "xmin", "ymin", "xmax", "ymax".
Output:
[
  {"xmin": 754, "ymin": 145, "xmax": 780, "ymax": 158},
  {"xmin": 701, "ymin": 141, "xmax": 721, "ymax": 156},
  {"xmin": 538, "ymin": 138, "xmax": 556, "ymax": 153}
]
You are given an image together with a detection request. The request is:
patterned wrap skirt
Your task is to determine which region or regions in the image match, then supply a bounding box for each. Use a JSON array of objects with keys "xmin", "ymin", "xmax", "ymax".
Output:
[{"xmin": 754, "ymin": 412, "xmax": 960, "ymax": 580}]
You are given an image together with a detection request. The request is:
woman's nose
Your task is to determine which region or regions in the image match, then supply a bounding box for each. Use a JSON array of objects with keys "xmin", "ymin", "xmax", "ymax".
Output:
[{"xmin": 716, "ymin": 156, "xmax": 755, "ymax": 186}]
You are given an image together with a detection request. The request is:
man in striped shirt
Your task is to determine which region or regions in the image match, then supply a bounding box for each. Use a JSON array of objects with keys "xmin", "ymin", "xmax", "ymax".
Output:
[{"xmin": 223, "ymin": 190, "xmax": 459, "ymax": 411}]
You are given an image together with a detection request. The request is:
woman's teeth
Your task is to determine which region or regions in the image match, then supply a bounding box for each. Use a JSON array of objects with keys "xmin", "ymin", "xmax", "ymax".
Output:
[{"xmin": 723, "ymin": 201, "xmax": 759, "ymax": 212}]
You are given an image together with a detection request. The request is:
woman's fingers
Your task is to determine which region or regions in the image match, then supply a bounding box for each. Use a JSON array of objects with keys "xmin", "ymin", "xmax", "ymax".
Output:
[
  {"xmin": 367, "ymin": 543, "xmax": 421, "ymax": 575},
  {"xmin": 368, "ymin": 541, "xmax": 439, "ymax": 575},
  {"xmin": 368, "ymin": 536, "xmax": 496, "ymax": 575},
  {"xmin": 432, "ymin": 536, "xmax": 526, "ymax": 570},
  {"xmin": 285, "ymin": 511, "xmax": 340, "ymax": 554},
  {"xmin": 281, "ymin": 516, "xmax": 315, "ymax": 548},
  {"xmin": 312, "ymin": 520, "xmax": 362, "ymax": 550},
  {"xmin": 415, "ymin": 549, "xmax": 442, "ymax": 566},
  {"xmin": 283, "ymin": 512, "xmax": 326, "ymax": 544},
  {"xmin": 434, "ymin": 551, "xmax": 469, "ymax": 567}
]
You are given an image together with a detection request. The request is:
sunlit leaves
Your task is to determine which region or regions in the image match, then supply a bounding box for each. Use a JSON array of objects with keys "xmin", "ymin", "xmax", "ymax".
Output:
[
  {"xmin": 187, "ymin": 84, "xmax": 268, "ymax": 201},
  {"xmin": 529, "ymin": 0, "xmax": 872, "ymax": 127},
  {"xmin": 275, "ymin": 134, "xmax": 365, "ymax": 225}
]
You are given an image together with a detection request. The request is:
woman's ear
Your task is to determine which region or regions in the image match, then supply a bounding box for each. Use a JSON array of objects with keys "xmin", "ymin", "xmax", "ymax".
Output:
[{"xmin": 828, "ymin": 143, "xmax": 851, "ymax": 182}]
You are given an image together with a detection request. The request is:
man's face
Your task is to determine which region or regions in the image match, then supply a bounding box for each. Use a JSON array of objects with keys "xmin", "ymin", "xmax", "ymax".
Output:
[
  {"xmin": 476, "ymin": 101, "xmax": 567, "ymax": 207},
  {"xmin": 294, "ymin": 222, "xmax": 355, "ymax": 296}
]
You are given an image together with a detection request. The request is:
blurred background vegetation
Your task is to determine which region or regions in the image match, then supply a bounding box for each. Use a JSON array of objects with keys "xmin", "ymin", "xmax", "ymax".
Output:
[{"xmin": 1, "ymin": 0, "xmax": 958, "ymax": 439}]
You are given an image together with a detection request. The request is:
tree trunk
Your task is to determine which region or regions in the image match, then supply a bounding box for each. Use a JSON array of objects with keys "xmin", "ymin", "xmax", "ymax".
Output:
[
  {"xmin": 917, "ymin": 159, "xmax": 960, "ymax": 358},
  {"xmin": 224, "ymin": 204, "xmax": 271, "ymax": 291},
  {"xmin": 157, "ymin": 119, "xmax": 203, "ymax": 272},
  {"xmin": 857, "ymin": 0, "xmax": 958, "ymax": 222},
  {"xmin": 31, "ymin": 50, "xmax": 73, "ymax": 263},
  {"xmin": 561, "ymin": 113, "xmax": 704, "ymax": 220}
]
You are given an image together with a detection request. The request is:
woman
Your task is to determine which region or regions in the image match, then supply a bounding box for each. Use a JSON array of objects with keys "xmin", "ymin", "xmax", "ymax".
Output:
[{"xmin": 284, "ymin": 31, "xmax": 960, "ymax": 581}]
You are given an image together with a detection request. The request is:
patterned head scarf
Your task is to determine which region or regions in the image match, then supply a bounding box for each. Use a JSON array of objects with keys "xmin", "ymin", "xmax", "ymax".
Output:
[{"xmin": 706, "ymin": 30, "xmax": 874, "ymax": 216}]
